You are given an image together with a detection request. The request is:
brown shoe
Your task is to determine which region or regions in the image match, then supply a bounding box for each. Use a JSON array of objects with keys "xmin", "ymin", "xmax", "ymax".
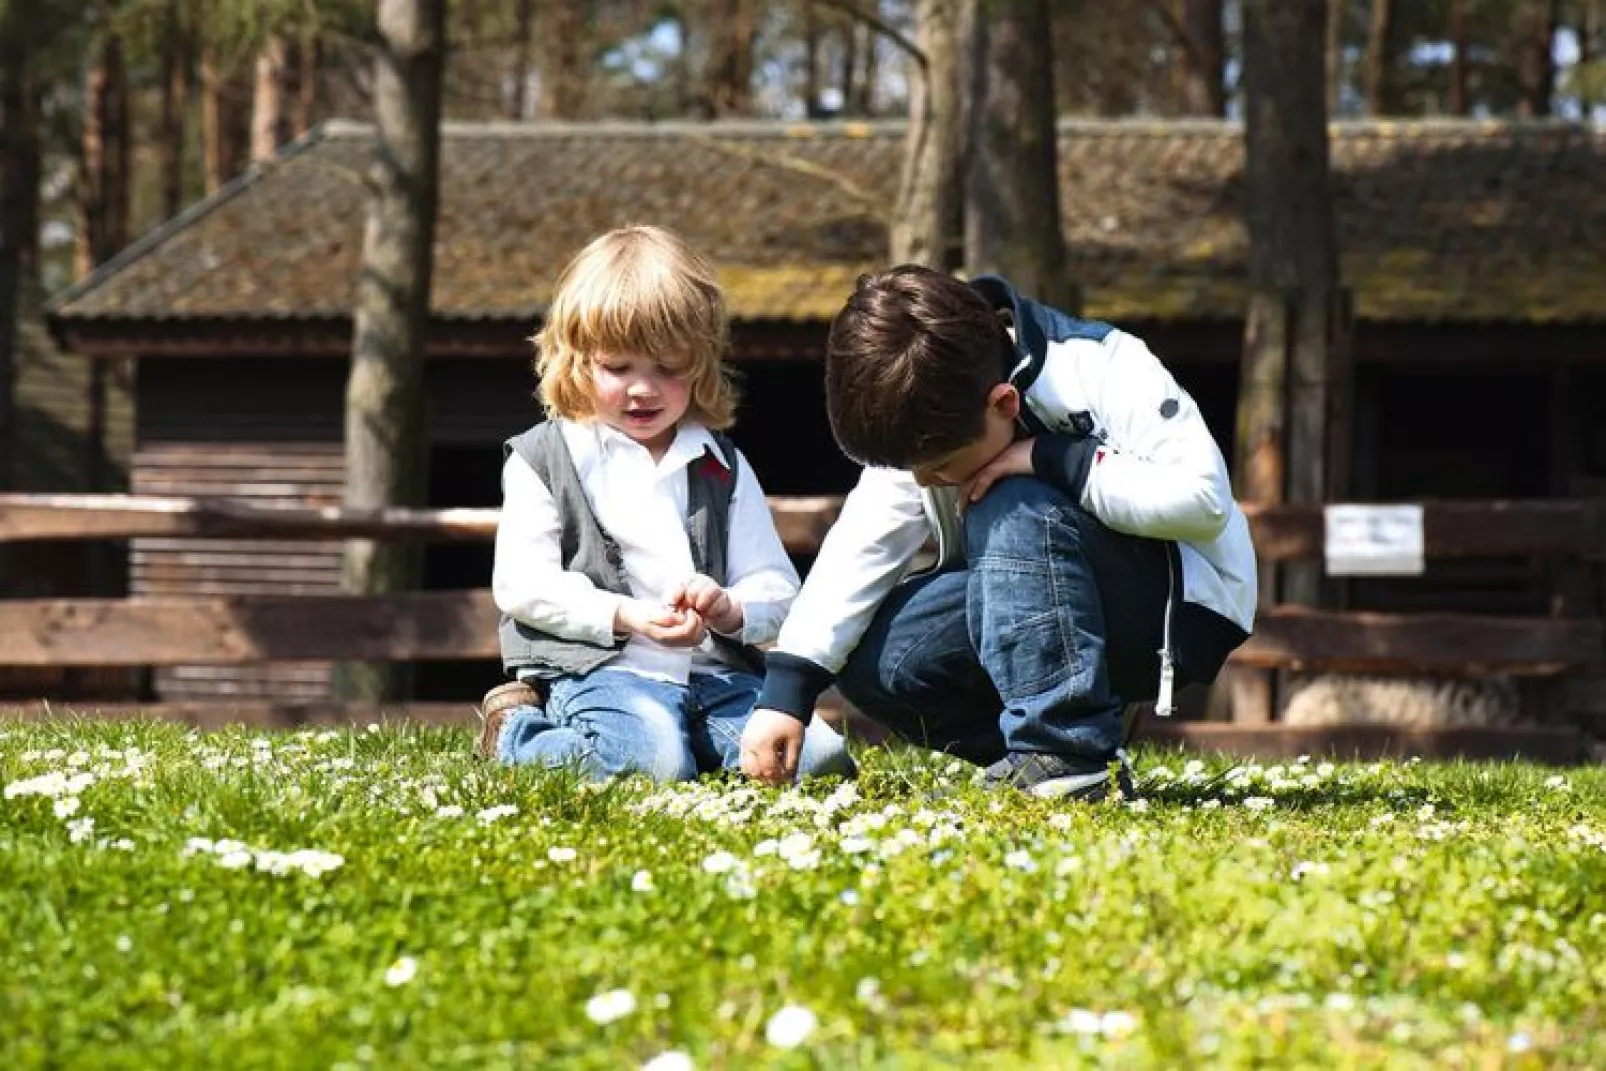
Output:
[{"xmin": 475, "ymin": 680, "xmax": 540, "ymax": 759}]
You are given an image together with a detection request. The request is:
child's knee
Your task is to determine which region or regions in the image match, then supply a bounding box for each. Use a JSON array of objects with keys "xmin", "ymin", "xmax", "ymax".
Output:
[
  {"xmin": 963, "ymin": 477, "xmax": 1088, "ymax": 559},
  {"xmin": 606, "ymin": 709, "xmax": 697, "ymax": 782}
]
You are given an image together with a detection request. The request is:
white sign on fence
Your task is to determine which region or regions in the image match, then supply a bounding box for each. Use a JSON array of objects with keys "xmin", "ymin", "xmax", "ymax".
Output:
[{"xmin": 1323, "ymin": 504, "xmax": 1426, "ymax": 576}]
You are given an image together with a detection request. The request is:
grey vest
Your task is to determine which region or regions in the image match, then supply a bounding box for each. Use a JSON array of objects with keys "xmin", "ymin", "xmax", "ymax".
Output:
[{"xmin": 497, "ymin": 422, "xmax": 764, "ymax": 681}]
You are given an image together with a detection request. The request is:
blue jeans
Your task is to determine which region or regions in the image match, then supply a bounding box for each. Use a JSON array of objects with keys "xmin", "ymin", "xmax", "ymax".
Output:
[
  {"xmin": 836, "ymin": 476, "xmax": 1172, "ymax": 766},
  {"xmin": 497, "ymin": 667, "xmax": 854, "ymax": 782}
]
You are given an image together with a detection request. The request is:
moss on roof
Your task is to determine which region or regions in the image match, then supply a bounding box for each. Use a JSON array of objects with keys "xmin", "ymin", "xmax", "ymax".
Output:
[{"xmin": 50, "ymin": 118, "xmax": 1606, "ymax": 325}]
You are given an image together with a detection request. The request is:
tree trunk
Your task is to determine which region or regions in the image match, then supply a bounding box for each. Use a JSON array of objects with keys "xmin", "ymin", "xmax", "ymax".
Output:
[
  {"xmin": 509, "ymin": 0, "xmax": 533, "ymax": 118},
  {"xmin": 1580, "ymin": 0, "xmax": 1599, "ymax": 117},
  {"xmin": 539, "ymin": 0, "xmax": 585, "ymax": 118},
  {"xmin": 0, "ymin": 2, "xmax": 35, "ymax": 494},
  {"xmin": 1449, "ymin": 0, "xmax": 1469, "ymax": 115},
  {"xmin": 840, "ymin": 19, "xmax": 858, "ymax": 115},
  {"xmin": 336, "ymin": 0, "xmax": 446, "ymax": 702},
  {"xmin": 1363, "ymin": 0, "xmax": 1398, "ymax": 115},
  {"xmin": 252, "ymin": 35, "xmax": 288, "ymax": 162},
  {"xmin": 159, "ymin": 14, "xmax": 188, "ymax": 220},
  {"xmin": 707, "ymin": 0, "xmax": 756, "ymax": 116},
  {"xmin": 291, "ymin": 31, "xmax": 320, "ymax": 136},
  {"xmin": 964, "ymin": 0, "xmax": 1074, "ymax": 312},
  {"xmin": 1175, "ymin": 0, "xmax": 1226, "ymax": 116},
  {"xmin": 201, "ymin": 46, "xmax": 240, "ymax": 194},
  {"xmin": 77, "ymin": 15, "xmax": 128, "ymax": 277},
  {"xmin": 1516, "ymin": 0, "xmax": 1559, "ymax": 117},
  {"xmin": 803, "ymin": 0, "xmax": 822, "ymax": 117},
  {"xmin": 1326, "ymin": 0, "xmax": 1345, "ymax": 114},
  {"xmin": 1238, "ymin": 0, "xmax": 1345, "ymax": 613},
  {"xmin": 857, "ymin": 20, "xmax": 878, "ymax": 114},
  {"xmin": 890, "ymin": 0, "xmax": 967, "ymax": 270}
]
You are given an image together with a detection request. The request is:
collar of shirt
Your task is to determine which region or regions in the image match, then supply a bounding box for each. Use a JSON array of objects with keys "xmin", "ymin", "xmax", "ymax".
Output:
[{"xmin": 566, "ymin": 419, "xmax": 729, "ymax": 480}]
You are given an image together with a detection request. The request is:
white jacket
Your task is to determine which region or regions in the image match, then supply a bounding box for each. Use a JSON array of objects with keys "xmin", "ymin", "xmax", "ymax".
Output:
[{"xmin": 762, "ymin": 276, "xmax": 1257, "ymax": 719}]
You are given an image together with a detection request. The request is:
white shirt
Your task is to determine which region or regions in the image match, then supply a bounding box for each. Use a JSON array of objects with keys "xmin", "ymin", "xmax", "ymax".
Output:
[{"xmin": 492, "ymin": 418, "xmax": 800, "ymax": 685}]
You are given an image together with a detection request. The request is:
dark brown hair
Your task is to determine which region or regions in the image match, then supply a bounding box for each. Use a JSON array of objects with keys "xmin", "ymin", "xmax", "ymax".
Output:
[{"xmin": 824, "ymin": 265, "xmax": 1013, "ymax": 468}]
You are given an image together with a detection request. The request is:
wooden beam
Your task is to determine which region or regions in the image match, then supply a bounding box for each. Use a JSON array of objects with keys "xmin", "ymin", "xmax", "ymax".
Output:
[
  {"xmin": 1236, "ymin": 606, "xmax": 1602, "ymax": 675},
  {"xmin": 7, "ymin": 495, "xmax": 1599, "ymax": 563},
  {"xmin": 1244, "ymin": 499, "xmax": 1606, "ymax": 562},
  {"xmin": 0, "ymin": 591, "xmax": 502, "ymax": 666},
  {"xmin": 1, "ymin": 592, "xmax": 1598, "ymax": 675},
  {"xmin": 0, "ymin": 493, "xmax": 846, "ymax": 555}
]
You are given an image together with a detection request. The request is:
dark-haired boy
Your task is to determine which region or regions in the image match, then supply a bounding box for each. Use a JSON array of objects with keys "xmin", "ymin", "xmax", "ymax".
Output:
[{"xmin": 738, "ymin": 266, "xmax": 1257, "ymax": 799}]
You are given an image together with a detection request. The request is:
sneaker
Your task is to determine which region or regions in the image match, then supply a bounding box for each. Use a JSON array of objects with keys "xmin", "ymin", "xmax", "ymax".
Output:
[
  {"xmin": 982, "ymin": 750, "xmax": 1137, "ymax": 802},
  {"xmin": 475, "ymin": 680, "xmax": 540, "ymax": 760}
]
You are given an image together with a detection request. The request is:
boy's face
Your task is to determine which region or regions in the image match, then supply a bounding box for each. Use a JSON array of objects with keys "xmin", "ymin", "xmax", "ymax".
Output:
[
  {"xmin": 590, "ymin": 350, "xmax": 692, "ymax": 453},
  {"xmin": 911, "ymin": 384, "xmax": 1022, "ymax": 489}
]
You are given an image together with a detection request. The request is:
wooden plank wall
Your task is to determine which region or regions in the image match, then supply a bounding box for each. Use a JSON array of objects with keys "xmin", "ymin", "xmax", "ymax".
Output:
[
  {"xmin": 129, "ymin": 357, "xmax": 545, "ymax": 702},
  {"xmin": 132, "ymin": 443, "xmax": 346, "ymax": 700},
  {"xmin": 133, "ymin": 360, "xmax": 349, "ymax": 701}
]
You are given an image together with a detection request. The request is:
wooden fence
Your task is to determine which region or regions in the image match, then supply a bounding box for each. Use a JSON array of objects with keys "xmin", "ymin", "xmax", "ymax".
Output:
[{"xmin": 1, "ymin": 493, "xmax": 1602, "ymax": 761}]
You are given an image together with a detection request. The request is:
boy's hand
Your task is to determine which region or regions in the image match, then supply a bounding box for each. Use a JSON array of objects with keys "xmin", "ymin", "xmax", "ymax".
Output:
[
  {"xmin": 739, "ymin": 708, "xmax": 804, "ymax": 785},
  {"xmin": 615, "ymin": 599, "xmax": 708, "ymax": 647},
  {"xmin": 669, "ymin": 574, "xmax": 743, "ymax": 635},
  {"xmin": 962, "ymin": 438, "xmax": 1036, "ymax": 506}
]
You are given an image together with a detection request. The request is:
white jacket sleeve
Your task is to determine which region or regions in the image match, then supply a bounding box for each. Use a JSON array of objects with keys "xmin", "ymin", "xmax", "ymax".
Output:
[
  {"xmin": 719, "ymin": 448, "xmax": 802, "ymax": 647},
  {"xmin": 1072, "ymin": 330, "xmax": 1234, "ymax": 542},
  {"xmin": 491, "ymin": 452, "xmax": 626, "ymax": 646},
  {"xmin": 771, "ymin": 465, "xmax": 930, "ymax": 674}
]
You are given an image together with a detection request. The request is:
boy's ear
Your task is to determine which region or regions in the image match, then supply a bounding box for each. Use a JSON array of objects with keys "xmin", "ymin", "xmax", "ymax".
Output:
[{"xmin": 988, "ymin": 383, "xmax": 1021, "ymax": 420}]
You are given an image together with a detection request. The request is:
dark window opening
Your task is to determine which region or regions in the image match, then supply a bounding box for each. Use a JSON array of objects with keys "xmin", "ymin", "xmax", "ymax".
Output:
[{"xmin": 413, "ymin": 444, "xmax": 504, "ymax": 702}]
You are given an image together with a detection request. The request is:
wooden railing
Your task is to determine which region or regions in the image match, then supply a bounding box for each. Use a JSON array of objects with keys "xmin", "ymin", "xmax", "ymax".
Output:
[{"xmin": 1, "ymin": 493, "xmax": 1601, "ymax": 759}]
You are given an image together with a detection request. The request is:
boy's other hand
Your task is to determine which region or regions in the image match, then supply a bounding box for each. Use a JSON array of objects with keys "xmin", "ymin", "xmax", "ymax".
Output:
[
  {"xmin": 615, "ymin": 599, "xmax": 708, "ymax": 647},
  {"xmin": 669, "ymin": 574, "xmax": 743, "ymax": 635},
  {"xmin": 739, "ymin": 708, "xmax": 803, "ymax": 785},
  {"xmin": 962, "ymin": 438, "xmax": 1035, "ymax": 506}
]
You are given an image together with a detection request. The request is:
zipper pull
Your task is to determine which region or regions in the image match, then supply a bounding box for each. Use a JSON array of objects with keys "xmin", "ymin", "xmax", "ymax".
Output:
[{"xmin": 1155, "ymin": 647, "xmax": 1176, "ymax": 717}]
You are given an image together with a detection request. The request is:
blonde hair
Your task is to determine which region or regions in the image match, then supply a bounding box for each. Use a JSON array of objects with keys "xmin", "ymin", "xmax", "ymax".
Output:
[{"xmin": 534, "ymin": 225, "xmax": 738, "ymax": 430}]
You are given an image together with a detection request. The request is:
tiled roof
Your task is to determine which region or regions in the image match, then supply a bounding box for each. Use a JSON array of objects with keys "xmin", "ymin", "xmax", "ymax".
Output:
[{"xmin": 48, "ymin": 117, "xmax": 1606, "ymax": 325}]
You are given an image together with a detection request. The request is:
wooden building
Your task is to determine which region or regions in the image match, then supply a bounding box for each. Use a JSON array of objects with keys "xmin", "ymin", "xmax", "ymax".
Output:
[{"xmin": 44, "ymin": 118, "xmax": 1606, "ymax": 704}]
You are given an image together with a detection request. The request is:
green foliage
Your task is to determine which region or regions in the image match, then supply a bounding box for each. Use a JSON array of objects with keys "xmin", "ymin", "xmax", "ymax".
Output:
[{"xmin": 3, "ymin": 720, "xmax": 1605, "ymax": 1067}]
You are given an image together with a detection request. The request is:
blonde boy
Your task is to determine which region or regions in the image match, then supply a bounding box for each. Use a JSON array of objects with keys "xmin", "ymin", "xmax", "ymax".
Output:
[{"xmin": 478, "ymin": 225, "xmax": 852, "ymax": 782}]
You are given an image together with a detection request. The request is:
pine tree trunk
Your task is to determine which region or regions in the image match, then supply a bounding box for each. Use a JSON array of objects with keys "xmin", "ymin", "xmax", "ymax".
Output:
[
  {"xmin": 840, "ymin": 20, "xmax": 858, "ymax": 116},
  {"xmin": 159, "ymin": 15, "xmax": 188, "ymax": 220},
  {"xmin": 856, "ymin": 22, "xmax": 878, "ymax": 114},
  {"xmin": 964, "ymin": 0, "xmax": 1074, "ymax": 312},
  {"xmin": 1449, "ymin": 0, "xmax": 1469, "ymax": 115},
  {"xmin": 1238, "ymin": 0, "xmax": 1345, "ymax": 614},
  {"xmin": 292, "ymin": 31, "xmax": 320, "ymax": 135},
  {"xmin": 252, "ymin": 35, "xmax": 288, "ymax": 162},
  {"xmin": 707, "ymin": 0, "xmax": 756, "ymax": 117},
  {"xmin": 202, "ymin": 46, "xmax": 226, "ymax": 193},
  {"xmin": 77, "ymin": 46, "xmax": 106, "ymax": 279},
  {"xmin": 1579, "ymin": 0, "xmax": 1599, "ymax": 116},
  {"xmin": 1516, "ymin": 0, "xmax": 1559, "ymax": 117},
  {"xmin": 335, "ymin": 0, "xmax": 446, "ymax": 702},
  {"xmin": 106, "ymin": 26, "xmax": 130, "ymax": 256},
  {"xmin": 76, "ymin": 18, "xmax": 128, "ymax": 277},
  {"xmin": 803, "ymin": 0, "xmax": 821, "ymax": 117},
  {"xmin": 890, "ymin": 0, "xmax": 967, "ymax": 269},
  {"xmin": 1363, "ymin": 0, "xmax": 1398, "ymax": 115},
  {"xmin": 1326, "ymin": 0, "xmax": 1345, "ymax": 115},
  {"xmin": 0, "ymin": 2, "xmax": 35, "ymax": 493},
  {"xmin": 509, "ymin": 0, "xmax": 533, "ymax": 118},
  {"xmin": 539, "ymin": 1, "xmax": 585, "ymax": 118},
  {"xmin": 1176, "ymin": 0, "xmax": 1226, "ymax": 116}
]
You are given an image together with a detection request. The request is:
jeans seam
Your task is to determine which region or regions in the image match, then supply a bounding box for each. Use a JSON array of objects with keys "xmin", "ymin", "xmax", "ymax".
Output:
[{"xmin": 1045, "ymin": 507, "xmax": 1078, "ymax": 683}]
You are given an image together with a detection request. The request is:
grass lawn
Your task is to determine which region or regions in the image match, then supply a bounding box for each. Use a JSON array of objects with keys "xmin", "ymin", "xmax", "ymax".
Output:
[{"xmin": 3, "ymin": 718, "xmax": 1604, "ymax": 1069}]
